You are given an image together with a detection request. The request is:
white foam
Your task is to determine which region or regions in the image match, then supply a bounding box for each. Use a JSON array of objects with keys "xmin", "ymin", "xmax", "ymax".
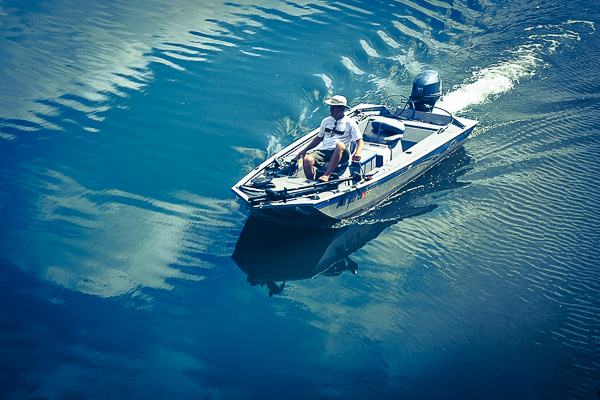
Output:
[
  {"xmin": 438, "ymin": 58, "xmax": 536, "ymax": 113},
  {"xmin": 438, "ymin": 20, "xmax": 595, "ymax": 113},
  {"xmin": 391, "ymin": 48, "xmax": 423, "ymax": 77},
  {"xmin": 314, "ymin": 73, "xmax": 333, "ymax": 91},
  {"xmin": 437, "ymin": 47, "xmax": 540, "ymax": 113},
  {"xmin": 360, "ymin": 40, "xmax": 379, "ymax": 58},
  {"xmin": 266, "ymin": 134, "xmax": 283, "ymax": 157},
  {"xmin": 377, "ymin": 30, "xmax": 401, "ymax": 49},
  {"xmin": 341, "ymin": 56, "xmax": 365, "ymax": 75}
]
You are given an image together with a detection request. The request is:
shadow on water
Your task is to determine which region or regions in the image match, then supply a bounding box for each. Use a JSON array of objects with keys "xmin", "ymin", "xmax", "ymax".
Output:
[
  {"xmin": 232, "ymin": 147, "xmax": 474, "ymax": 296},
  {"xmin": 231, "ymin": 210, "xmax": 428, "ymax": 297}
]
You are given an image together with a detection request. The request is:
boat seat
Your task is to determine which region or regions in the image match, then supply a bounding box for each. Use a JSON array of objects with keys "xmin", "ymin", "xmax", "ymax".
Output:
[
  {"xmin": 362, "ymin": 117, "xmax": 404, "ymax": 147},
  {"xmin": 315, "ymin": 161, "xmax": 349, "ymax": 180},
  {"xmin": 314, "ymin": 140, "xmax": 358, "ymax": 179},
  {"xmin": 315, "ymin": 149, "xmax": 378, "ymax": 179},
  {"xmin": 363, "ymin": 131, "xmax": 403, "ymax": 145}
]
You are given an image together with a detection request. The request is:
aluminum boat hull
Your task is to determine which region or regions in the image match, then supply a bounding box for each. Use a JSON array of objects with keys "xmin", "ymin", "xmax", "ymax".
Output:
[{"xmin": 232, "ymin": 103, "xmax": 477, "ymax": 224}]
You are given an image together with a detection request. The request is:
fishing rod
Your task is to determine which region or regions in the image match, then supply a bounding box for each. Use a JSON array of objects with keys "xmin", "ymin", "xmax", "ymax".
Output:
[{"xmin": 249, "ymin": 173, "xmax": 362, "ymax": 204}]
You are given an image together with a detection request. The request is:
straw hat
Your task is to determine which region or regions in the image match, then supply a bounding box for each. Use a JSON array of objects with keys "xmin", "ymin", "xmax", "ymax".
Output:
[{"xmin": 324, "ymin": 95, "xmax": 349, "ymax": 108}]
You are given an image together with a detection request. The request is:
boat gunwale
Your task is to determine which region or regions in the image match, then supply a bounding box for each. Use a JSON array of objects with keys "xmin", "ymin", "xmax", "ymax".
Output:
[{"xmin": 231, "ymin": 104, "xmax": 478, "ymax": 220}]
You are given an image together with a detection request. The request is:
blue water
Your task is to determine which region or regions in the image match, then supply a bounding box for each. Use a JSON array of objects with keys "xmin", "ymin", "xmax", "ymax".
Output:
[{"xmin": 1, "ymin": 0, "xmax": 599, "ymax": 398}]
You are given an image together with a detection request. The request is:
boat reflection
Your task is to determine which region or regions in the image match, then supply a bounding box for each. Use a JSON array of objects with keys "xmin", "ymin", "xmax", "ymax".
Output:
[
  {"xmin": 232, "ymin": 205, "xmax": 435, "ymax": 296},
  {"xmin": 232, "ymin": 147, "xmax": 473, "ymax": 296}
]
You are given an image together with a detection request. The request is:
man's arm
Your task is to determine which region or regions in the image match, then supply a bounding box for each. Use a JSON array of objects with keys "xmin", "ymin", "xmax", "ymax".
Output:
[
  {"xmin": 352, "ymin": 138, "xmax": 364, "ymax": 161},
  {"xmin": 295, "ymin": 136, "xmax": 323, "ymax": 160},
  {"xmin": 347, "ymin": 118, "xmax": 364, "ymax": 162}
]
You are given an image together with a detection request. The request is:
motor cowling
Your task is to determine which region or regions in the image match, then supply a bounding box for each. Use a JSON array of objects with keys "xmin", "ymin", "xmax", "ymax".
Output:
[{"xmin": 410, "ymin": 70, "xmax": 442, "ymax": 111}]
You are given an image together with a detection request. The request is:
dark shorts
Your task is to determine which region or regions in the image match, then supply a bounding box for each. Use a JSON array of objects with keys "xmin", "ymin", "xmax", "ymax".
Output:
[{"xmin": 310, "ymin": 148, "xmax": 350, "ymax": 168}]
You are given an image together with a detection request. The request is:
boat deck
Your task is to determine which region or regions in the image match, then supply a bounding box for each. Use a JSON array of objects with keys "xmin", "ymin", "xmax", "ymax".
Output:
[{"xmin": 232, "ymin": 103, "xmax": 478, "ymax": 223}]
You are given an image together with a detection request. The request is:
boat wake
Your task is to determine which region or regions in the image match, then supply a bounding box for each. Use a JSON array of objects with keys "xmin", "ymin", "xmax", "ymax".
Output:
[{"xmin": 437, "ymin": 20, "xmax": 595, "ymax": 113}]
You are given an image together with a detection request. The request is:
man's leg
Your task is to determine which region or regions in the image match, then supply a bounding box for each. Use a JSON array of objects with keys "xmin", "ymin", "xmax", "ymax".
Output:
[
  {"xmin": 302, "ymin": 154, "xmax": 316, "ymax": 180},
  {"xmin": 319, "ymin": 142, "xmax": 346, "ymax": 181}
]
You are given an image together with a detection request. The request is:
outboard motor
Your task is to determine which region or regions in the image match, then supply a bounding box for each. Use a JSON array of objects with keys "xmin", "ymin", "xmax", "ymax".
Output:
[{"xmin": 409, "ymin": 70, "xmax": 442, "ymax": 111}]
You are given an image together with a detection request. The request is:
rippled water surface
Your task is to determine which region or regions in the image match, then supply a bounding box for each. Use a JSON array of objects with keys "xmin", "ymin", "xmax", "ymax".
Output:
[{"xmin": 1, "ymin": 0, "xmax": 599, "ymax": 399}]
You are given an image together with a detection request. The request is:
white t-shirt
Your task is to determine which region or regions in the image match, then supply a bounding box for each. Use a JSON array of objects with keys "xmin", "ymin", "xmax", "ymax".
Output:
[{"xmin": 318, "ymin": 115, "xmax": 362, "ymax": 151}]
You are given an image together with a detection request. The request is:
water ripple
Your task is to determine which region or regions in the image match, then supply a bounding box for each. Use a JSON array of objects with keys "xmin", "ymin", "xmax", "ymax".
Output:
[{"xmin": 1, "ymin": 164, "xmax": 242, "ymax": 299}]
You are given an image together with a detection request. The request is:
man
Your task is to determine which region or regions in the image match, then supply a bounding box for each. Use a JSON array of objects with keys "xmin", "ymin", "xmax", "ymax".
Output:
[{"xmin": 295, "ymin": 95, "xmax": 364, "ymax": 181}]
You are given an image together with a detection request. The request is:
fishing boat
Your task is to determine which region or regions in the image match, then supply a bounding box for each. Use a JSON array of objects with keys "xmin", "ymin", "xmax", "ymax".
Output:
[{"xmin": 232, "ymin": 70, "xmax": 478, "ymax": 224}]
